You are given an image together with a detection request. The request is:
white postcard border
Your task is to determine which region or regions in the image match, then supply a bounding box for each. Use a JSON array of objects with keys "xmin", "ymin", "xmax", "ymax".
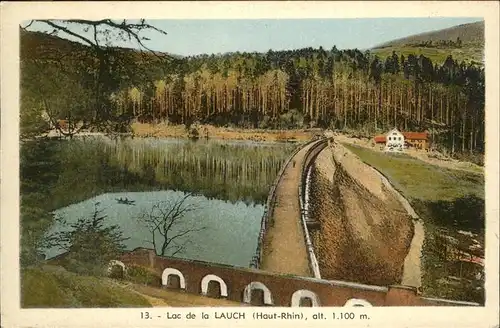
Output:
[{"xmin": 1, "ymin": 1, "xmax": 499, "ymax": 327}]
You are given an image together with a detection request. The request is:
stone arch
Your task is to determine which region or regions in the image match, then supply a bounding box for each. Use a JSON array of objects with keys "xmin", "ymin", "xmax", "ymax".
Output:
[
  {"xmin": 107, "ymin": 260, "xmax": 126, "ymax": 277},
  {"xmin": 291, "ymin": 289, "xmax": 320, "ymax": 307},
  {"xmin": 161, "ymin": 268, "xmax": 186, "ymax": 290},
  {"xmin": 243, "ymin": 281, "xmax": 273, "ymax": 305},
  {"xmin": 344, "ymin": 298, "xmax": 373, "ymax": 307},
  {"xmin": 200, "ymin": 274, "xmax": 228, "ymax": 298}
]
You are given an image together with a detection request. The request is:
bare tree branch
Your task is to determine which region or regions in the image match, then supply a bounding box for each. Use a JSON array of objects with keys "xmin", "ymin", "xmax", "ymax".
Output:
[
  {"xmin": 161, "ymin": 226, "xmax": 206, "ymax": 253},
  {"xmin": 22, "ymin": 19, "xmax": 172, "ymax": 137},
  {"xmin": 93, "ymin": 25, "xmax": 99, "ymax": 48},
  {"xmin": 138, "ymin": 194, "xmax": 204, "ymax": 257},
  {"xmin": 27, "ymin": 19, "xmax": 171, "ymax": 62},
  {"xmin": 20, "ymin": 20, "xmax": 34, "ymax": 30},
  {"xmin": 37, "ymin": 20, "xmax": 98, "ymax": 49}
]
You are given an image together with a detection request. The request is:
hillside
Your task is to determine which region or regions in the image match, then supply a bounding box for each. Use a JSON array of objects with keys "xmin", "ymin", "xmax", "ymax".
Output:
[
  {"xmin": 22, "ymin": 265, "xmax": 245, "ymax": 307},
  {"xmin": 372, "ymin": 21, "xmax": 484, "ymax": 65},
  {"xmin": 22, "ymin": 265, "xmax": 152, "ymax": 307},
  {"xmin": 375, "ymin": 21, "xmax": 484, "ymax": 48}
]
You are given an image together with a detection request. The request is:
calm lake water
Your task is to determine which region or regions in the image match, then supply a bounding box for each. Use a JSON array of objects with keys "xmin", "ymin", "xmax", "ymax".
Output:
[{"xmin": 32, "ymin": 136, "xmax": 296, "ymax": 267}]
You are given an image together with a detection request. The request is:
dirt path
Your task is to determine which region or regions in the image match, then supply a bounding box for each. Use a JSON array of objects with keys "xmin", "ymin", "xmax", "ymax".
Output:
[
  {"xmin": 260, "ymin": 141, "xmax": 321, "ymax": 277},
  {"xmin": 401, "ymin": 219, "xmax": 425, "ymax": 288},
  {"xmin": 131, "ymin": 284, "xmax": 245, "ymax": 307},
  {"xmin": 140, "ymin": 293, "xmax": 171, "ymax": 307},
  {"xmin": 110, "ymin": 281, "xmax": 244, "ymax": 307}
]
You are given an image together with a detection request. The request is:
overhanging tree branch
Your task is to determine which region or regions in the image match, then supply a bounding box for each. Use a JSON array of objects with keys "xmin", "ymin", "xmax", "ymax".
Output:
[
  {"xmin": 21, "ymin": 19, "xmax": 172, "ymax": 137},
  {"xmin": 23, "ymin": 19, "xmax": 171, "ymax": 61}
]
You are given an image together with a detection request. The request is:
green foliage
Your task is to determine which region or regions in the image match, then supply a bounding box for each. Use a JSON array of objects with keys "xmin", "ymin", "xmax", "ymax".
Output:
[
  {"xmin": 420, "ymin": 194, "xmax": 484, "ymax": 233},
  {"xmin": 20, "ymin": 204, "xmax": 54, "ymax": 266},
  {"xmin": 258, "ymin": 115, "xmax": 272, "ymax": 129},
  {"xmin": 278, "ymin": 109, "xmax": 304, "ymax": 129},
  {"xmin": 419, "ymin": 217, "xmax": 484, "ymax": 305},
  {"xmin": 372, "ymin": 46, "xmax": 482, "ymax": 67},
  {"xmin": 20, "ymin": 140, "xmax": 63, "ymax": 266},
  {"xmin": 20, "ymin": 22, "xmax": 168, "ymax": 136},
  {"xmin": 46, "ymin": 203, "xmax": 129, "ymax": 276},
  {"xmin": 20, "ymin": 47, "xmax": 93, "ymax": 137},
  {"xmin": 126, "ymin": 265, "xmax": 162, "ymax": 286},
  {"xmin": 21, "ymin": 266, "xmax": 151, "ymax": 308},
  {"xmin": 19, "ymin": 99, "xmax": 50, "ymax": 139},
  {"xmin": 188, "ymin": 126, "xmax": 200, "ymax": 140},
  {"xmin": 20, "ymin": 59, "xmax": 49, "ymax": 139}
]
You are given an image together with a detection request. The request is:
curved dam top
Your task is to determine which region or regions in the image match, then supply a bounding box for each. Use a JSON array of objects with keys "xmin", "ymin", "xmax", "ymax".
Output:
[{"xmin": 260, "ymin": 139, "xmax": 324, "ymax": 277}]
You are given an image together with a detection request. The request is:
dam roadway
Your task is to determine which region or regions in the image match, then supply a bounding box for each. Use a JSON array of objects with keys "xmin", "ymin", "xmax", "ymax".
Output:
[{"xmin": 260, "ymin": 139, "xmax": 325, "ymax": 277}]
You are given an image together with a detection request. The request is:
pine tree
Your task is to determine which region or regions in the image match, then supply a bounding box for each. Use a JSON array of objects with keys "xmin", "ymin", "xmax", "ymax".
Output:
[{"xmin": 46, "ymin": 203, "xmax": 129, "ymax": 276}]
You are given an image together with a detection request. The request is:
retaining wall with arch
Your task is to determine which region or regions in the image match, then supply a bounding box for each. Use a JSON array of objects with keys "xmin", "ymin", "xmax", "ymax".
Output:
[{"xmin": 115, "ymin": 248, "xmax": 479, "ymax": 307}]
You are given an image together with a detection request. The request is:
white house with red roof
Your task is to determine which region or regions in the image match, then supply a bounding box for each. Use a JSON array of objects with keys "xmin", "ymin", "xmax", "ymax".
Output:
[{"xmin": 374, "ymin": 128, "xmax": 430, "ymax": 152}]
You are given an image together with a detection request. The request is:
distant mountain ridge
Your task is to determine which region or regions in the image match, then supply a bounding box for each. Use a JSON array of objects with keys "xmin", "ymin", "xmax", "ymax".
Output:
[
  {"xmin": 374, "ymin": 21, "xmax": 484, "ymax": 49},
  {"xmin": 371, "ymin": 21, "xmax": 484, "ymax": 65}
]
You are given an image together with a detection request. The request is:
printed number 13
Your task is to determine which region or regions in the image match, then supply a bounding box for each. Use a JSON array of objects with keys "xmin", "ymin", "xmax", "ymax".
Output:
[{"xmin": 141, "ymin": 312, "xmax": 151, "ymax": 319}]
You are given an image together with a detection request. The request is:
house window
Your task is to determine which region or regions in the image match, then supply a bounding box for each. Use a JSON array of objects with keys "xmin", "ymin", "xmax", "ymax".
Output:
[
  {"xmin": 388, "ymin": 137, "xmax": 391, "ymax": 141},
  {"xmin": 398, "ymin": 137, "xmax": 401, "ymax": 141}
]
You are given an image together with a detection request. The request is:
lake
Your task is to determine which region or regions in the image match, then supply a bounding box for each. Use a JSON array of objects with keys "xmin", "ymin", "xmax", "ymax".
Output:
[{"xmin": 22, "ymin": 136, "xmax": 297, "ymax": 267}]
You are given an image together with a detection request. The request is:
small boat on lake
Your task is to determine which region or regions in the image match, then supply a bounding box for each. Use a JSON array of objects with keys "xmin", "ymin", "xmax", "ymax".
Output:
[{"xmin": 116, "ymin": 197, "xmax": 136, "ymax": 205}]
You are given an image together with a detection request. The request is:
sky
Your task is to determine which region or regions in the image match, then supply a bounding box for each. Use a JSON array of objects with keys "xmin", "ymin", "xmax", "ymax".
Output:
[{"xmin": 25, "ymin": 17, "xmax": 482, "ymax": 56}]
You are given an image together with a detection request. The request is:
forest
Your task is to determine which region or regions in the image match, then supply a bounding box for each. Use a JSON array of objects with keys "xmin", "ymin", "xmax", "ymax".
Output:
[{"xmin": 21, "ymin": 24, "xmax": 485, "ymax": 159}]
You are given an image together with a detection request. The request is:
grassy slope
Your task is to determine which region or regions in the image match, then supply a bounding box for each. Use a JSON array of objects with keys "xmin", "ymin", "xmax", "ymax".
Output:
[
  {"xmin": 372, "ymin": 21, "xmax": 484, "ymax": 65},
  {"xmin": 21, "ymin": 266, "xmax": 152, "ymax": 308},
  {"xmin": 342, "ymin": 145, "xmax": 484, "ymax": 202},
  {"xmin": 375, "ymin": 21, "xmax": 484, "ymax": 48},
  {"xmin": 372, "ymin": 45, "xmax": 483, "ymax": 66},
  {"xmin": 342, "ymin": 144, "xmax": 485, "ymax": 304},
  {"xmin": 22, "ymin": 264, "xmax": 245, "ymax": 308}
]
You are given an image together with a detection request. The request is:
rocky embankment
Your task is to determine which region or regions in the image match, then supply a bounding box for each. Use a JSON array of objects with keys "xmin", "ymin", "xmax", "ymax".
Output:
[{"xmin": 309, "ymin": 140, "xmax": 414, "ymax": 286}]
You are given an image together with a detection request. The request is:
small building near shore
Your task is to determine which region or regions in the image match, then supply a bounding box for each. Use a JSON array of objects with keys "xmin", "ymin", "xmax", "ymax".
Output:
[
  {"xmin": 53, "ymin": 119, "xmax": 85, "ymax": 134},
  {"xmin": 403, "ymin": 131, "xmax": 430, "ymax": 150},
  {"xmin": 379, "ymin": 128, "xmax": 405, "ymax": 152},
  {"xmin": 56, "ymin": 119, "xmax": 69, "ymax": 132},
  {"xmin": 373, "ymin": 129, "xmax": 429, "ymax": 152}
]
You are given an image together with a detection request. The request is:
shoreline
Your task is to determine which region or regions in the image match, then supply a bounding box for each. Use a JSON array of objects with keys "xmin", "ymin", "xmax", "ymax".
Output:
[
  {"xmin": 130, "ymin": 122, "xmax": 319, "ymax": 143},
  {"xmin": 36, "ymin": 123, "xmax": 320, "ymax": 143}
]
